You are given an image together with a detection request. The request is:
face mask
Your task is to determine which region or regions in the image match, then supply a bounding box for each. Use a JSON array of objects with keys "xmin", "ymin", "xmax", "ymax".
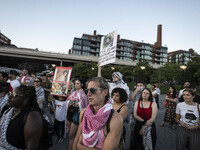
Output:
[
  {"xmin": 139, "ymin": 87, "xmax": 144, "ymax": 92},
  {"xmin": 113, "ymin": 77, "xmax": 118, "ymax": 82}
]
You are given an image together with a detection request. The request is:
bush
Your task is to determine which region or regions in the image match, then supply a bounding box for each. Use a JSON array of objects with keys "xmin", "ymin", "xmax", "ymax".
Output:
[{"xmin": 127, "ymin": 82, "xmax": 135, "ymax": 91}]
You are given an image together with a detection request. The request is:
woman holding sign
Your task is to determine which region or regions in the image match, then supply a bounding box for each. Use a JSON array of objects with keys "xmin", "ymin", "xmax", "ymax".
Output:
[{"xmin": 66, "ymin": 79, "xmax": 88, "ymax": 150}]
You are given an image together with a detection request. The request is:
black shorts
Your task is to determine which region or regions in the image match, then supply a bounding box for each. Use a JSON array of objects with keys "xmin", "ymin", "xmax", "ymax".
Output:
[{"xmin": 67, "ymin": 105, "xmax": 79, "ymax": 122}]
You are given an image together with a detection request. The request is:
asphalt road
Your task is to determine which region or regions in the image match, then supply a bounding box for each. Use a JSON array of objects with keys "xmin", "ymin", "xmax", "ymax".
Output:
[{"xmin": 49, "ymin": 94, "xmax": 177, "ymax": 150}]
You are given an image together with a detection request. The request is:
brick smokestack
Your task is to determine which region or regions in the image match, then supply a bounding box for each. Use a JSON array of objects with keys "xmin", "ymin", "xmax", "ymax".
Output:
[
  {"xmin": 93, "ymin": 30, "xmax": 97, "ymax": 36},
  {"xmin": 117, "ymin": 35, "xmax": 120, "ymax": 42},
  {"xmin": 157, "ymin": 24, "xmax": 162, "ymax": 47}
]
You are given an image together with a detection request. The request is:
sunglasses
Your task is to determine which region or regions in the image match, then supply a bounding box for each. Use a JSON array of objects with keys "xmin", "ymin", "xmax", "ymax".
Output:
[
  {"xmin": 85, "ymin": 88, "xmax": 103, "ymax": 94},
  {"xmin": 8, "ymin": 91, "xmax": 24, "ymax": 98},
  {"xmin": 34, "ymin": 80, "xmax": 40, "ymax": 82}
]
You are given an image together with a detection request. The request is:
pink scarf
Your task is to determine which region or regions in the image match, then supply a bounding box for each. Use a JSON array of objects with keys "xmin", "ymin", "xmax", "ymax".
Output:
[
  {"xmin": 66, "ymin": 89, "xmax": 88, "ymax": 109},
  {"xmin": 82, "ymin": 100, "xmax": 112, "ymax": 147}
]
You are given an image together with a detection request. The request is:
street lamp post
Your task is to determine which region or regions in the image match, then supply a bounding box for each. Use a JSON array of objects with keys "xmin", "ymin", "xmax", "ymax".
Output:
[
  {"xmin": 111, "ymin": 67, "xmax": 115, "ymax": 70},
  {"xmin": 140, "ymin": 66, "xmax": 146, "ymax": 81},
  {"xmin": 180, "ymin": 65, "xmax": 187, "ymax": 88}
]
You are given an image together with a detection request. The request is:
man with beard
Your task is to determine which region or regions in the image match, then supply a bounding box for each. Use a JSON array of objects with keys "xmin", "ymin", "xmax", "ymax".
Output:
[{"xmin": 18, "ymin": 69, "xmax": 31, "ymax": 86}]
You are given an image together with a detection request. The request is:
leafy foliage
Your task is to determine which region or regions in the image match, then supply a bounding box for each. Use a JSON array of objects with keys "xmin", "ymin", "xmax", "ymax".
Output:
[
  {"xmin": 186, "ymin": 57, "xmax": 200, "ymax": 85},
  {"xmin": 71, "ymin": 62, "xmax": 97, "ymax": 79},
  {"xmin": 69, "ymin": 56, "xmax": 200, "ymax": 87},
  {"xmin": 70, "ymin": 62, "xmax": 134, "ymax": 83},
  {"xmin": 133, "ymin": 60, "xmax": 153, "ymax": 83},
  {"xmin": 150, "ymin": 63, "xmax": 181, "ymax": 83}
]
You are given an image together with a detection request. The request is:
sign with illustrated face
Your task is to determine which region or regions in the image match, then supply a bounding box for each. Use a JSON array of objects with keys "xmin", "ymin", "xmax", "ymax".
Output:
[
  {"xmin": 99, "ymin": 30, "xmax": 118, "ymax": 66},
  {"xmin": 51, "ymin": 66, "xmax": 72, "ymax": 97}
]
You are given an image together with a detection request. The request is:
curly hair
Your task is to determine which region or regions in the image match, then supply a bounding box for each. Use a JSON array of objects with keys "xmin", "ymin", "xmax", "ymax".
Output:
[{"xmin": 111, "ymin": 88, "xmax": 128, "ymax": 103}]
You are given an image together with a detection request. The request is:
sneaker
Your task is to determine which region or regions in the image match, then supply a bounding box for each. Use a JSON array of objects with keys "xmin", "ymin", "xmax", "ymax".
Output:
[{"xmin": 58, "ymin": 138, "xmax": 63, "ymax": 143}]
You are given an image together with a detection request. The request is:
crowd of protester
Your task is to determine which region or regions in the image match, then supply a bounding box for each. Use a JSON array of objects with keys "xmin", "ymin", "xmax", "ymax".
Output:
[{"xmin": 0, "ymin": 66, "xmax": 200, "ymax": 150}]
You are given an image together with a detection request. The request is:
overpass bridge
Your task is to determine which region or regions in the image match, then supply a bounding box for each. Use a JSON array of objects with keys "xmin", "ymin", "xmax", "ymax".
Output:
[{"xmin": 0, "ymin": 47, "xmax": 162, "ymax": 69}]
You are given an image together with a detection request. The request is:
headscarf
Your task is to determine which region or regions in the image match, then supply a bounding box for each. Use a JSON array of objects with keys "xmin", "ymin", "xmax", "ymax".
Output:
[{"xmin": 112, "ymin": 72, "xmax": 125, "ymax": 85}]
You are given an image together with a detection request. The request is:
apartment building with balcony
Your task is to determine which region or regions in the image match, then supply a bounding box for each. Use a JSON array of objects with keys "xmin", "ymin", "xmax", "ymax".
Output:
[
  {"xmin": 168, "ymin": 48, "xmax": 198, "ymax": 65},
  {"xmin": 0, "ymin": 32, "xmax": 16, "ymax": 48},
  {"xmin": 70, "ymin": 25, "xmax": 168, "ymax": 65}
]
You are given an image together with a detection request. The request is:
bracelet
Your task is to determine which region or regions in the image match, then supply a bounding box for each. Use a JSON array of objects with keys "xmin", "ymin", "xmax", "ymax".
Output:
[{"xmin": 177, "ymin": 120, "xmax": 180, "ymax": 124}]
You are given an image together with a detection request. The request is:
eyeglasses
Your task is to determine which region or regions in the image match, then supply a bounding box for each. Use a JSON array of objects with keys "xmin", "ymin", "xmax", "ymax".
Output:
[
  {"xmin": 85, "ymin": 88, "xmax": 103, "ymax": 94},
  {"xmin": 34, "ymin": 80, "xmax": 40, "ymax": 83},
  {"xmin": 8, "ymin": 91, "xmax": 24, "ymax": 98}
]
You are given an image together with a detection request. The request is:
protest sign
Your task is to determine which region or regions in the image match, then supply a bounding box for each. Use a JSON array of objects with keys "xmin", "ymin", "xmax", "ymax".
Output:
[
  {"xmin": 99, "ymin": 30, "xmax": 117, "ymax": 66},
  {"xmin": 51, "ymin": 66, "xmax": 72, "ymax": 97}
]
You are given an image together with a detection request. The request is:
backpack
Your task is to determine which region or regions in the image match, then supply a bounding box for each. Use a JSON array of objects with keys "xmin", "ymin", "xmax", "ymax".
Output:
[{"xmin": 23, "ymin": 109, "xmax": 53, "ymax": 150}]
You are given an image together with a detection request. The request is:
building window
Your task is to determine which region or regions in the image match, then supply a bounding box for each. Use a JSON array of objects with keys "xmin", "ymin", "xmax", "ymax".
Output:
[
  {"xmin": 82, "ymin": 52, "xmax": 90, "ymax": 56},
  {"xmin": 82, "ymin": 36, "xmax": 88, "ymax": 40},
  {"xmin": 83, "ymin": 46, "xmax": 90, "ymax": 51},
  {"xmin": 83, "ymin": 40, "xmax": 90, "ymax": 46},
  {"xmin": 74, "ymin": 39, "xmax": 82, "ymax": 45},
  {"xmin": 73, "ymin": 50, "xmax": 81, "ymax": 55},
  {"xmin": 184, "ymin": 53, "xmax": 189, "ymax": 57},
  {"xmin": 91, "ymin": 37, "xmax": 96, "ymax": 41},
  {"xmin": 124, "ymin": 47, "xmax": 133, "ymax": 52},
  {"xmin": 73, "ymin": 45, "xmax": 82, "ymax": 50}
]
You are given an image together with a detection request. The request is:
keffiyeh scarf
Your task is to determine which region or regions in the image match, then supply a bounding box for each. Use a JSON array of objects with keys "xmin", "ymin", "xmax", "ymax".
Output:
[
  {"xmin": 66, "ymin": 89, "xmax": 88, "ymax": 110},
  {"xmin": 82, "ymin": 100, "xmax": 112, "ymax": 147},
  {"xmin": 112, "ymin": 72, "xmax": 125, "ymax": 85},
  {"xmin": 0, "ymin": 94, "xmax": 8, "ymax": 114},
  {"xmin": 0, "ymin": 108, "xmax": 19, "ymax": 150},
  {"xmin": 143, "ymin": 126, "xmax": 153, "ymax": 150}
]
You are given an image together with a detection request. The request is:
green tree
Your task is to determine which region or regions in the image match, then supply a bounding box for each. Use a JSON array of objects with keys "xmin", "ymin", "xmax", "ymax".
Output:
[
  {"xmin": 71, "ymin": 62, "xmax": 97, "ymax": 79},
  {"xmin": 150, "ymin": 63, "xmax": 181, "ymax": 83},
  {"xmin": 133, "ymin": 60, "xmax": 153, "ymax": 83},
  {"xmin": 186, "ymin": 57, "xmax": 200, "ymax": 85},
  {"xmin": 117, "ymin": 66, "xmax": 134, "ymax": 82}
]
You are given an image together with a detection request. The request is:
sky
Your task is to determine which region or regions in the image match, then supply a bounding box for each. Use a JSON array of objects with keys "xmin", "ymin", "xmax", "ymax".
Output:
[{"xmin": 0, "ymin": 0, "xmax": 200, "ymax": 54}]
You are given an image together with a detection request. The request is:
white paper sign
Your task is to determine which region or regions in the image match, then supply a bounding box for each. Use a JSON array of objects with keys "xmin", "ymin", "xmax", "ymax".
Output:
[{"xmin": 99, "ymin": 30, "xmax": 117, "ymax": 66}]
